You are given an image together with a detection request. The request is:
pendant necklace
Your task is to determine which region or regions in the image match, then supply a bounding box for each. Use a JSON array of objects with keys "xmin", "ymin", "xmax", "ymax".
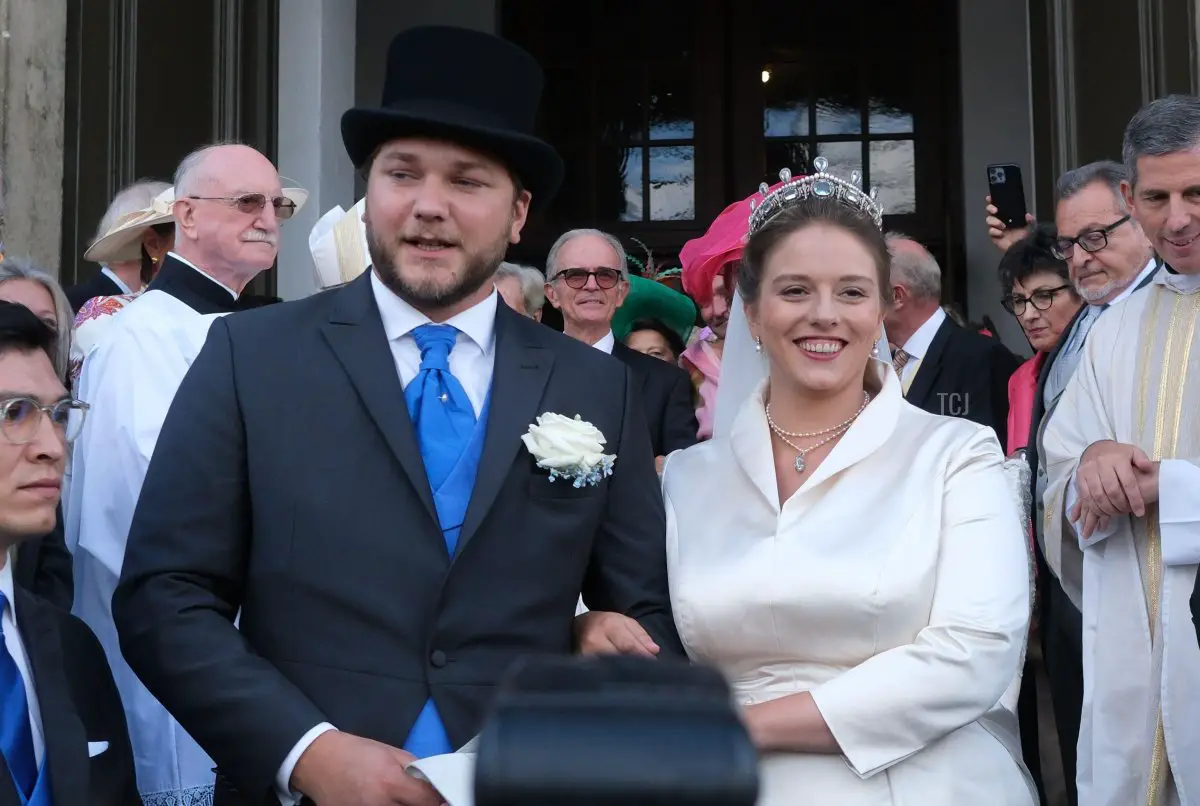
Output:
[
  {"xmin": 765, "ymin": 392, "xmax": 871, "ymax": 473},
  {"xmin": 769, "ymin": 424, "xmax": 849, "ymax": 473}
]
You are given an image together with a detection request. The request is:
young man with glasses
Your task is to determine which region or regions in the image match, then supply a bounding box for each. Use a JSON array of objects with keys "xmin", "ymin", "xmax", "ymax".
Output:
[
  {"xmin": 0, "ymin": 300, "xmax": 138, "ymax": 804},
  {"xmin": 64, "ymin": 143, "xmax": 306, "ymax": 805}
]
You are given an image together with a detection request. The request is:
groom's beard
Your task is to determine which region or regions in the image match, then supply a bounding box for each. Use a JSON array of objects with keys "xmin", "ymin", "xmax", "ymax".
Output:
[{"xmin": 366, "ymin": 215, "xmax": 512, "ymax": 311}]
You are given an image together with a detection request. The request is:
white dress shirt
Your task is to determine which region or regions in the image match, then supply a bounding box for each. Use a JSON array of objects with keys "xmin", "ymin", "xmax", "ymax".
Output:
[
  {"xmin": 591, "ymin": 330, "xmax": 615, "ymax": 355},
  {"xmin": 369, "ymin": 271, "xmax": 497, "ymax": 416},
  {"xmin": 897, "ymin": 306, "xmax": 946, "ymax": 387},
  {"xmin": 0, "ymin": 555, "xmax": 45, "ymax": 767},
  {"xmin": 274, "ymin": 272, "xmax": 500, "ymax": 804}
]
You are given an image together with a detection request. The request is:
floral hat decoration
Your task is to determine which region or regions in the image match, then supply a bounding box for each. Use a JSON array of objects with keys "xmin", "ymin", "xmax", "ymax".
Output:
[{"xmin": 612, "ymin": 238, "xmax": 699, "ymax": 344}]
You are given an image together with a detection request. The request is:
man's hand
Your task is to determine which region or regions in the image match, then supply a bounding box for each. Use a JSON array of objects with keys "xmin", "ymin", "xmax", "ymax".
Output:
[
  {"xmin": 985, "ymin": 195, "xmax": 1035, "ymax": 252},
  {"xmin": 655, "ymin": 455, "xmax": 666, "ymax": 476},
  {"xmin": 574, "ymin": 611, "xmax": 661, "ymax": 657},
  {"xmin": 290, "ymin": 731, "xmax": 444, "ymax": 806},
  {"xmin": 1069, "ymin": 440, "xmax": 1158, "ymax": 537}
]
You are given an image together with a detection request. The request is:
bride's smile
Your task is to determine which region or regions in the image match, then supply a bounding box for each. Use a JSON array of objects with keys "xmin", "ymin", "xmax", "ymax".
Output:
[{"xmin": 743, "ymin": 213, "xmax": 889, "ymax": 433}]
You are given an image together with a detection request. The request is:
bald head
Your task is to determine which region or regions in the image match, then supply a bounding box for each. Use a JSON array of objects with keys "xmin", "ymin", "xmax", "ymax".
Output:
[
  {"xmin": 172, "ymin": 143, "xmax": 284, "ymax": 293},
  {"xmin": 882, "ymin": 233, "xmax": 943, "ymax": 345},
  {"xmin": 885, "ymin": 233, "xmax": 942, "ymax": 302},
  {"xmin": 174, "ymin": 144, "xmax": 280, "ymax": 199}
]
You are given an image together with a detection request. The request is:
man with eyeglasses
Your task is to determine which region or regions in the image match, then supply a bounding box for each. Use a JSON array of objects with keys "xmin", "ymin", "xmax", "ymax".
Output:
[
  {"xmin": 989, "ymin": 159, "xmax": 1158, "ymax": 806},
  {"xmin": 63, "ymin": 143, "xmax": 306, "ymax": 805},
  {"xmin": 544, "ymin": 228, "xmax": 699, "ymax": 464},
  {"xmin": 0, "ymin": 300, "xmax": 139, "ymax": 804}
]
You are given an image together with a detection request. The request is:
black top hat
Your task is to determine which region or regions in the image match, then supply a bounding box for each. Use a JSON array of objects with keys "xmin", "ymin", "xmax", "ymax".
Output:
[{"xmin": 341, "ymin": 26, "xmax": 564, "ymax": 210}]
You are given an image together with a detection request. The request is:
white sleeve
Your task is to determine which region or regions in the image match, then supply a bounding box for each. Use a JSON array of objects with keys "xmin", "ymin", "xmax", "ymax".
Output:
[
  {"xmin": 1158, "ymin": 459, "xmax": 1200, "ymax": 566},
  {"xmin": 274, "ymin": 723, "xmax": 337, "ymax": 805},
  {"xmin": 809, "ymin": 428, "xmax": 1030, "ymax": 777}
]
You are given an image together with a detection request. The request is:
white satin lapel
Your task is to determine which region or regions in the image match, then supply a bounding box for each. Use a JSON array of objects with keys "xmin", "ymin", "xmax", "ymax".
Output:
[
  {"xmin": 729, "ymin": 363, "xmax": 903, "ymax": 512},
  {"xmin": 787, "ymin": 361, "xmax": 902, "ymax": 496},
  {"xmin": 730, "ymin": 380, "xmax": 782, "ymax": 513}
]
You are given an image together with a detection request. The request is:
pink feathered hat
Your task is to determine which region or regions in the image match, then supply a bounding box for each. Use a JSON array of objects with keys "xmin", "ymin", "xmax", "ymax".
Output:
[{"xmin": 679, "ymin": 179, "xmax": 796, "ymax": 307}]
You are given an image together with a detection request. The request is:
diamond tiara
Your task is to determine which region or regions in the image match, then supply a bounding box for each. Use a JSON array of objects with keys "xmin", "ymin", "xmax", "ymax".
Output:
[{"xmin": 748, "ymin": 157, "xmax": 885, "ymax": 235}]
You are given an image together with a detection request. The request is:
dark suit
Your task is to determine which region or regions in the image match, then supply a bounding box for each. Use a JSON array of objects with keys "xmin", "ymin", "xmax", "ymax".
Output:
[
  {"xmin": 904, "ymin": 317, "xmax": 1021, "ymax": 447},
  {"xmin": 112, "ymin": 273, "xmax": 684, "ymax": 805},
  {"xmin": 611, "ymin": 342, "xmax": 698, "ymax": 456},
  {"xmin": 65, "ymin": 272, "xmax": 126, "ymax": 314},
  {"xmin": 13, "ymin": 506, "xmax": 73, "ymax": 611},
  {"xmin": 1, "ymin": 586, "xmax": 139, "ymax": 806}
]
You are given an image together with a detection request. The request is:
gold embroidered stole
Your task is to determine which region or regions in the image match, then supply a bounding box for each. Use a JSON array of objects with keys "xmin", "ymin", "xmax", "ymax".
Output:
[{"xmin": 1134, "ymin": 288, "xmax": 1200, "ymax": 805}]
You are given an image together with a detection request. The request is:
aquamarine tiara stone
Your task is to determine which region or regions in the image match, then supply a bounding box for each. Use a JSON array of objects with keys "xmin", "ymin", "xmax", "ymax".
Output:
[{"xmin": 747, "ymin": 156, "xmax": 885, "ymax": 234}]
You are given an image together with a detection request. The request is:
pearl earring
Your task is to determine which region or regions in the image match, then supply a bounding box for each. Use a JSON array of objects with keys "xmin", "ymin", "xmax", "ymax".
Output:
[
  {"xmin": 754, "ymin": 337, "xmax": 762, "ymax": 353},
  {"xmin": 870, "ymin": 343, "xmax": 879, "ymax": 358}
]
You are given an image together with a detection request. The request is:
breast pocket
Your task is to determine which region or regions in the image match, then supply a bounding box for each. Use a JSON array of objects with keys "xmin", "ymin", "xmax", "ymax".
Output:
[{"xmin": 527, "ymin": 472, "xmax": 605, "ymax": 500}]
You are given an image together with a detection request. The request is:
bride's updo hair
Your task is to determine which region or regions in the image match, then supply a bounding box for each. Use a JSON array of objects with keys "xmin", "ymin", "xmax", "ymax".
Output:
[{"xmin": 738, "ymin": 198, "xmax": 893, "ymax": 306}]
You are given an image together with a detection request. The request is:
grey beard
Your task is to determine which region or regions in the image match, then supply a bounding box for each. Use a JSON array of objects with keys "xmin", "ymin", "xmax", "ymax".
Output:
[{"xmin": 1075, "ymin": 276, "xmax": 1126, "ymax": 303}]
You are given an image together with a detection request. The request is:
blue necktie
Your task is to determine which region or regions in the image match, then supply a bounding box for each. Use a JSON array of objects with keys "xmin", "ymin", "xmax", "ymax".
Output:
[
  {"xmin": 0, "ymin": 592, "xmax": 37, "ymax": 800},
  {"xmin": 402, "ymin": 324, "xmax": 476, "ymax": 758},
  {"xmin": 405, "ymin": 324, "xmax": 477, "ymax": 499}
]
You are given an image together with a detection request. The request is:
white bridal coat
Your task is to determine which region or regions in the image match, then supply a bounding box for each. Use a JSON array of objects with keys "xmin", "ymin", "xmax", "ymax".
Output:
[{"xmin": 664, "ymin": 367, "xmax": 1036, "ymax": 805}]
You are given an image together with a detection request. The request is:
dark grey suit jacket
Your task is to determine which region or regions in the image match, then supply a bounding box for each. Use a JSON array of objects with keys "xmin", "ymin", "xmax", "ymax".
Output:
[{"xmin": 113, "ymin": 274, "xmax": 684, "ymax": 805}]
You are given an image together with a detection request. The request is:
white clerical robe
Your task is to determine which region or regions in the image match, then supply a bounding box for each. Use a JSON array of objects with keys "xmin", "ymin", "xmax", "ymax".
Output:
[
  {"xmin": 64, "ymin": 288, "xmax": 228, "ymax": 806},
  {"xmin": 1042, "ymin": 271, "xmax": 1200, "ymax": 806}
]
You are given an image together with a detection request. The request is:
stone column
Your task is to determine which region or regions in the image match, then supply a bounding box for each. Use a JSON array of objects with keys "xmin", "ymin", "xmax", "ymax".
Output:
[
  {"xmin": 0, "ymin": 0, "xmax": 67, "ymax": 275},
  {"xmin": 275, "ymin": 0, "xmax": 357, "ymax": 301}
]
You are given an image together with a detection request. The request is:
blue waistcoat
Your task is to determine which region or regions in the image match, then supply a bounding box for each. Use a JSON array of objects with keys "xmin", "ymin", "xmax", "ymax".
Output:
[{"xmin": 402, "ymin": 394, "xmax": 490, "ymax": 757}]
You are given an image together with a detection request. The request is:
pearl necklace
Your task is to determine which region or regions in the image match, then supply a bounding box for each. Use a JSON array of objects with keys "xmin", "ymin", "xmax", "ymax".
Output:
[{"xmin": 765, "ymin": 392, "xmax": 871, "ymax": 473}]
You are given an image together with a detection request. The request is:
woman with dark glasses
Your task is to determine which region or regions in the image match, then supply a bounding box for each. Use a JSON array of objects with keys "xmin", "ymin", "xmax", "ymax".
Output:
[
  {"xmin": 998, "ymin": 225, "xmax": 1083, "ymax": 457},
  {"xmin": 994, "ymin": 225, "xmax": 1082, "ymax": 806}
]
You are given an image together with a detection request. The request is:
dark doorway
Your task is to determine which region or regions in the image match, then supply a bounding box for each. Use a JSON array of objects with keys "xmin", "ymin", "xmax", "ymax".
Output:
[
  {"xmin": 60, "ymin": 0, "xmax": 279, "ymax": 294},
  {"xmin": 501, "ymin": 0, "xmax": 964, "ymax": 304}
]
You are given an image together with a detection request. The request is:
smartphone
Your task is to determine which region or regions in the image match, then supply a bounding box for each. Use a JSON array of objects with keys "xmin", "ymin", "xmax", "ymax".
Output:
[{"xmin": 986, "ymin": 163, "xmax": 1028, "ymax": 229}]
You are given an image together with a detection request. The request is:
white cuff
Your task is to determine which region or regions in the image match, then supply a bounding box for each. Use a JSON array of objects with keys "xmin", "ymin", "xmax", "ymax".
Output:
[
  {"xmin": 275, "ymin": 723, "xmax": 337, "ymax": 805},
  {"xmin": 1159, "ymin": 460, "xmax": 1200, "ymax": 566},
  {"xmin": 1067, "ymin": 471, "xmax": 1119, "ymax": 547}
]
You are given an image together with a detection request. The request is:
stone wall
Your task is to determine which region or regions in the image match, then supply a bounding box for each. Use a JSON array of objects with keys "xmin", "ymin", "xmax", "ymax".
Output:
[{"xmin": 0, "ymin": 0, "xmax": 67, "ymax": 276}]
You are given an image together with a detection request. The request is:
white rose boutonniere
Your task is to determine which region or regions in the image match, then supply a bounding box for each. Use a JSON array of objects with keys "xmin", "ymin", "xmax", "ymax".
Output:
[{"xmin": 522, "ymin": 412, "xmax": 616, "ymax": 488}]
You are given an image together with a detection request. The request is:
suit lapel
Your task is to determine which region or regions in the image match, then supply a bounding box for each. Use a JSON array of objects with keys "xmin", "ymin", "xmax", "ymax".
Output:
[
  {"xmin": 611, "ymin": 343, "xmax": 647, "ymax": 395},
  {"xmin": 904, "ymin": 318, "xmax": 953, "ymax": 407},
  {"xmin": 320, "ymin": 273, "xmax": 438, "ymax": 525},
  {"xmin": 457, "ymin": 306, "xmax": 553, "ymax": 557},
  {"xmin": 14, "ymin": 590, "xmax": 88, "ymax": 806}
]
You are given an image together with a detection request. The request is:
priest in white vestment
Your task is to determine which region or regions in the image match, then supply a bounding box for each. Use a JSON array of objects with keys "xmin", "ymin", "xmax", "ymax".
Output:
[
  {"xmin": 1042, "ymin": 95, "xmax": 1200, "ymax": 806},
  {"xmin": 65, "ymin": 143, "xmax": 305, "ymax": 806}
]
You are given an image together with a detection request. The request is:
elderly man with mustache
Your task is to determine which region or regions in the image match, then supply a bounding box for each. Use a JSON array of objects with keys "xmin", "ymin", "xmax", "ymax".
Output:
[{"xmin": 64, "ymin": 143, "xmax": 305, "ymax": 806}]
